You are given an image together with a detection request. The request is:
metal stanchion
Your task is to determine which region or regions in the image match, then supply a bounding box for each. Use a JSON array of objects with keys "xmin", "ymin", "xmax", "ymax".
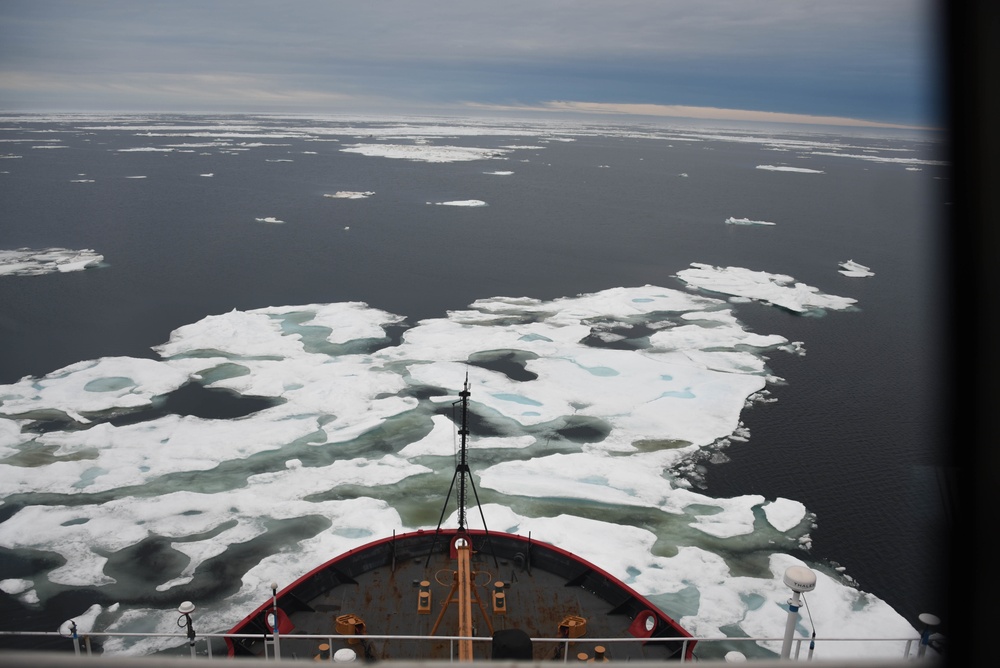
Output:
[
  {"xmin": 779, "ymin": 566, "xmax": 816, "ymax": 660},
  {"xmin": 178, "ymin": 601, "xmax": 197, "ymax": 658},
  {"xmin": 267, "ymin": 582, "xmax": 282, "ymax": 660},
  {"xmin": 58, "ymin": 619, "xmax": 80, "ymax": 656},
  {"xmin": 917, "ymin": 613, "xmax": 940, "ymax": 658}
]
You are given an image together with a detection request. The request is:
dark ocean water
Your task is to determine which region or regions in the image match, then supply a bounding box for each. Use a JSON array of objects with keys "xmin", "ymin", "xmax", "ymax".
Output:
[{"xmin": 0, "ymin": 115, "xmax": 952, "ymax": 640}]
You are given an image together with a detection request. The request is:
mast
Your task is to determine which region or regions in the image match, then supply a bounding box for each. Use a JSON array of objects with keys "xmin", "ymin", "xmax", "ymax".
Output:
[
  {"xmin": 456, "ymin": 374, "xmax": 471, "ymax": 531},
  {"xmin": 426, "ymin": 372, "xmax": 498, "ymax": 659},
  {"xmin": 426, "ymin": 372, "xmax": 498, "ymax": 569}
]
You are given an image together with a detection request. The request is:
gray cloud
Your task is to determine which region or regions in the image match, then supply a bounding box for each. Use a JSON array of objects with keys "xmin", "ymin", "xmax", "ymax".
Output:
[{"xmin": 0, "ymin": 0, "xmax": 941, "ymax": 126}]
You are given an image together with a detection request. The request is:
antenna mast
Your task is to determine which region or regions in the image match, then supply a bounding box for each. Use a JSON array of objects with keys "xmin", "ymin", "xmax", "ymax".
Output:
[
  {"xmin": 426, "ymin": 372, "xmax": 498, "ymax": 569},
  {"xmin": 456, "ymin": 373, "xmax": 471, "ymax": 531}
]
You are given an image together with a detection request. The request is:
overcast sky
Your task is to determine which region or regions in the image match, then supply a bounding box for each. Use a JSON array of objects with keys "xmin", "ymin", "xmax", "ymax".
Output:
[{"xmin": 0, "ymin": 1, "xmax": 943, "ymax": 128}]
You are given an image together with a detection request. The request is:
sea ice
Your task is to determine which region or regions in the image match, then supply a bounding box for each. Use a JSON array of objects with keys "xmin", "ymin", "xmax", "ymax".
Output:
[
  {"xmin": 324, "ymin": 191, "xmax": 375, "ymax": 199},
  {"xmin": 755, "ymin": 165, "xmax": 824, "ymax": 174},
  {"xmin": 725, "ymin": 217, "xmax": 776, "ymax": 226},
  {"xmin": 763, "ymin": 497, "xmax": 808, "ymax": 532},
  {"xmin": 340, "ymin": 143, "xmax": 508, "ymax": 163},
  {"xmin": 0, "ymin": 578, "xmax": 33, "ymax": 595},
  {"xmin": 431, "ymin": 200, "xmax": 487, "ymax": 207},
  {"xmin": 810, "ymin": 151, "xmax": 947, "ymax": 166},
  {"xmin": 0, "ymin": 248, "xmax": 104, "ymax": 276},
  {"xmin": 0, "ymin": 272, "xmax": 913, "ymax": 657},
  {"xmin": 838, "ymin": 260, "xmax": 875, "ymax": 277},
  {"xmin": 676, "ymin": 263, "xmax": 856, "ymax": 314}
]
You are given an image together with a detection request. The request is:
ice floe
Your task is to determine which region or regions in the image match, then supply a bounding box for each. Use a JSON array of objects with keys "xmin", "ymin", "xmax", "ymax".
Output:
[
  {"xmin": 676, "ymin": 263, "xmax": 856, "ymax": 314},
  {"xmin": 324, "ymin": 191, "xmax": 375, "ymax": 199},
  {"xmin": 838, "ymin": 260, "xmax": 874, "ymax": 277},
  {"xmin": 430, "ymin": 199, "xmax": 488, "ymax": 207},
  {"xmin": 755, "ymin": 165, "xmax": 824, "ymax": 174},
  {"xmin": 0, "ymin": 271, "xmax": 913, "ymax": 657},
  {"xmin": 340, "ymin": 143, "xmax": 509, "ymax": 162},
  {"xmin": 0, "ymin": 248, "xmax": 104, "ymax": 276},
  {"xmin": 810, "ymin": 151, "xmax": 946, "ymax": 166},
  {"xmin": 725, "ymin": 217, "xmax": 775, "ymax": 226}
]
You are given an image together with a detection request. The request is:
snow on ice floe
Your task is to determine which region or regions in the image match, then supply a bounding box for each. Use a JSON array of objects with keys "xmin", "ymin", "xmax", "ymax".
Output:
[
  {"xmin": 0, "ymin": 357, "xmax": 188, "ymax": 423},
  {"xmin": 676, "ymin": 263, "xmax": 856, "ymax": 314},
  {"xmin": 324, "ymin": 191, "xmax": 375, "ymax": 199},
  {"xmin": 430, "ymin": 199, "xmax": 487, "ymax": 207},
  {"xmin": 725, "ymin": 217, "xmax": 775, "ymax": 226},
  {"xmin": 340, "ymin": 143, "xmax": 509, "ymax": 162},
  {"xmin": 255, "ymin": 216, "xmax": 284, "ymax": 224},
  {"xmin": 456, "ymin": 506, "xmax": 913, "ymax": 660},
  {"xmin": 484, "ymin": 170, "xmax": 513, "ymax": 175},
  {"xmin": 839, "ymin": 260, "xmax": 874, "ymax": 277},
  {"xmin": 810, "ymin": 151, "xmax": 947, "ymax": 167},
  {"xmin": 755, "ymin": 164, "xmax": 824, "ymax": 174},
  {"xmin": 762, "ymin": 498, "xmax": 808, "ymax": 533},
  {"xmin": 0, "ymin": 578, "xmax": 33, "ymax": 596},
  {"xmin": 0, "ymin": 276, "xmax": 914, "ymax": 655},
  {"xmin": 0, "ymin": 248, "xmax": 104, "ymax": 276},
  {"xmin": 116, "ymin": 147, "xmax": 174, "ymax": 153}
]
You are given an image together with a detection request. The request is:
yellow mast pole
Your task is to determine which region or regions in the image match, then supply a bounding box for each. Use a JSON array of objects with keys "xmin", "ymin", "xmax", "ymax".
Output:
[{"xmin": 456, "ymin": 540, "xmax": 474, "ymax": 661}]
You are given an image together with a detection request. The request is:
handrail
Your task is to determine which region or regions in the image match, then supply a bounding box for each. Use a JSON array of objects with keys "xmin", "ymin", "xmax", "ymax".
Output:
[{"xmin": 0, "ymin": 629, "xmax": 940, "ymax": 662}]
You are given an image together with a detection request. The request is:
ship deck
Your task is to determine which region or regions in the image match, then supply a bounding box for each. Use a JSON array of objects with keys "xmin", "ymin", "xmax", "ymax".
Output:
[{"xmin": 227, "ymin": 529, "xmax": 693, "ymax": 662}]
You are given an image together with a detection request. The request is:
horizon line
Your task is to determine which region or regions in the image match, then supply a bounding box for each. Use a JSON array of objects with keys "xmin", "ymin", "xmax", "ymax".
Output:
[
  {"xmin": 464, "ymin": 100, "xmax": 941, "ymax": 132},
  {"xmin": 0, "ymin": 102, "xmax": 941, "ymax": 132}
]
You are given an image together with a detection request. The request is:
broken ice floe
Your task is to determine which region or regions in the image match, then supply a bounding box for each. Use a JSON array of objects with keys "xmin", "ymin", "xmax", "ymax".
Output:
[
  {"xmin": 0, "ymin": 248, "xmax": 104, "ymax": 276},
  {"xmin": 838, "ymin": 260, "xmax": 874, "ymax": 277},
  {"xmin": 324, "ymin": 191, "xmax": 375, "ymax": 199},
  {"xmin": 0, "ymin": 271, "xmax": 907, "ymax": 652},
  {"xmin": 676, "ymin": 263, "xmax": 856, "ymax": 314},
  {"xmin": 340, "ymin": 143, "xmax": 509, "ymax": 162}
]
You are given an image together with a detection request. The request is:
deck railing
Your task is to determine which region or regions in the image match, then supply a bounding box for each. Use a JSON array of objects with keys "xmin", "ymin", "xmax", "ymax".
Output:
[{"xmin": 0, "ymin": 629, "xmax": 942, "ymax": 663}]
